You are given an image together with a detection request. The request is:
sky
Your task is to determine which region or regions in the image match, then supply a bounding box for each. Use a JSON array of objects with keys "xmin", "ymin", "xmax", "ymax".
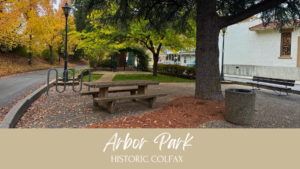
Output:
[{"xmin": 54, "ymin": 0, "xmax": 60, "ymax": 10}]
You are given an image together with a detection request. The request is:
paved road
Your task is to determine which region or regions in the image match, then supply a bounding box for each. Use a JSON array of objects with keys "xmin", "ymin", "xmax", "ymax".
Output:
[{"xmin": 0, "ymin": 65, "xmax": 88, "ymax": 109}]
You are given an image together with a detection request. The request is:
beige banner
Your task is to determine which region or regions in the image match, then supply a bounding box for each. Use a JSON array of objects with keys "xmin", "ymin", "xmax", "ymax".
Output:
[{"xmin": 0, "ymin": 129, "xmax": 299, "ymax": 169}]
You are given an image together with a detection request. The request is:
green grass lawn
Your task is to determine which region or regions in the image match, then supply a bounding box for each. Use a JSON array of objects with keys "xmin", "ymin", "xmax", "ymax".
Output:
[
  {"xmin": 112, "ymin": 74, "xmax": 195, "ymax": 82},
  {"xmin": 59, "ymin": 68, "xmax": 84, "ymax": 79},
  {"xmin": 82, "ymin": 74, "xmax": 103, "ymax": 82}
]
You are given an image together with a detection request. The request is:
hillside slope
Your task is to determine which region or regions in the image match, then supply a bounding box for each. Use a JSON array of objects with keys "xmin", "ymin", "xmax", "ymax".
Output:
[{"xmin": 0, "ymin": 53, "xmax": 88, "ymax": 76}]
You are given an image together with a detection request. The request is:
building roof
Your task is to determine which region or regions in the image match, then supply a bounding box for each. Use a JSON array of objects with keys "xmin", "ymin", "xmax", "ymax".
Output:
[{"xmin": 249, "ymin": 20, "xmax": 300, "ymax": 31}]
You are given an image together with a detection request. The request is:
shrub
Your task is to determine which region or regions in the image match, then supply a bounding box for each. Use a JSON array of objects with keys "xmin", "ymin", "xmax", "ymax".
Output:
[
  {"xmin": 157, "ymin": 64, "xmax": 166, "ymax": 72},
  {"xmin": 88, "ymin": 55, "xmax": 99, "ymax": 68},
  {"xmin": 99, "ymin": 59, "xmax": 118, "ymax": 68},
  {"xmin": 157, "ymin": 64, "xmax": 196, "ymax": 76},
  {"xmin": 176, "ymin": 65, "xmax": 187, "ymax": 75},
  {"xmin": 186, "ymin": 66, "xmax": 196, "ymax": 76},
  {"xmin": 41, "ymin": 48, "xmax": 58, "ymax": 62},
  {"xmin": 11, "ymin": 45, "xmax": 38, "ymax": 58},
  {"xmin": 86, "ymin": 49, "xmax": 105, "ymax": 69}
]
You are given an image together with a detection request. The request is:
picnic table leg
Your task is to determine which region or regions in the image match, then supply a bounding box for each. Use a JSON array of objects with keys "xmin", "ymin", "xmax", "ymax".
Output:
[
  {"xmin": 138, "ymin": 85, "xmax": 147, "ymax": 94},
  {"xmin": 138, "ymin": 85, "xmax": 152, "ymax": 103},
  {"xmin": 107, "ymin": 101, "xmax": 116, "ymax": 113},
  {"xmin": 97, "ymin": 87, "xmax": 110, "ymax": 110},
  {"xmin": 130, "ymin": 90, "xmax": 137, "ymax": 102},
  {"xmin": 92, "ymin": 93, "xmax": 98, "ymax": 106},
  {"xmin": 99, "ymin": 87, "xmax": 109, "ymax": 97},
  {"xmin": 149, "ymin": 97, "xmax": 156, "ymax": 108}
]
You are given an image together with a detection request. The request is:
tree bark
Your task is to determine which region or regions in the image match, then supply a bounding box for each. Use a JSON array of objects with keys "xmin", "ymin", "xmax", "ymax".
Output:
[
  {"xmin": 153, "ymin": 53, "xmax": 159, "ymax": 76},
  {"xmin": 29, "ymin": 35, "xmax": 32, "ymax": 66},
  {"xmin": 50, "ymin": 46, "xmax": 53, "ymax": 65},
  {"xmin": 151, "ymin": 43, "xmax": 162, "ymax": 77},
  {"xmin": 195, "ymin": 0, "xmax": 223, "ymax": 101}
]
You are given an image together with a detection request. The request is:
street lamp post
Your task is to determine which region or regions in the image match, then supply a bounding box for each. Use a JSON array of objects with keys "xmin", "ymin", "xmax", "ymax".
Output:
[
  {"xmin": 220, "ymin": 27, "xmax": 227, "ymax": 81},
  {"xmin": 62, "ymin": 2, "xmax": 71, "ymax": 82}
]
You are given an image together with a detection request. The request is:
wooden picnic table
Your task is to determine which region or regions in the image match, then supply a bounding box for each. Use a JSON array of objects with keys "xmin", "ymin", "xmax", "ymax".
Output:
[
  {"xmin": 82, "ymin": 80, "xmax": 165, "ymax": 113},
  {"xmin": 83, "ymin": 80, "xmax": 159, "ymax": 97}
]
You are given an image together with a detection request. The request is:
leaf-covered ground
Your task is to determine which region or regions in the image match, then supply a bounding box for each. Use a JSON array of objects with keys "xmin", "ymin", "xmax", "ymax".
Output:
[
  {"xmin": 87, "ymin": 97, "xmax": 225, "ymax": 128},
  {"xmin": 16, "ymin": 83, "xmax": 196, "ymax": 128},
  {"xmin": 14, "ymin": 83, "xmax": 300, "ymax": 129}
]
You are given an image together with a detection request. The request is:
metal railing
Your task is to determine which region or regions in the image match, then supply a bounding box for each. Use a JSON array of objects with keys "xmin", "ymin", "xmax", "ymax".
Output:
[{"xmin": 47, "ymin": 68, "xmax": 91, "ymax": 96}]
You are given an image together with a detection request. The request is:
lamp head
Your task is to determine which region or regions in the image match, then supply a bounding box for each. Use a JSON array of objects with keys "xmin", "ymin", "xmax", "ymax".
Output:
[
  {"xmin": 62, "ymin": 2, "xmax": 71, "ymax": 17},
  {"xmin": 222, "ymin": 27, "xmax": 227, "ymax": 33}
]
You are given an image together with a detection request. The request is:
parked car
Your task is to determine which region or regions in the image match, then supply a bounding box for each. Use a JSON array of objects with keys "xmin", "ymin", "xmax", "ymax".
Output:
[{"xmin": 187, "ymin": 62, "xmax": 195, "ymax": 67}]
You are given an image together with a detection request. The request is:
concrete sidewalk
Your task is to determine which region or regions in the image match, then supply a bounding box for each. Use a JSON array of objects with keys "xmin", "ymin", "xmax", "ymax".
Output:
[{"xmin": 224, "ymin": 74, "xmax": 300, "ymax": 91}]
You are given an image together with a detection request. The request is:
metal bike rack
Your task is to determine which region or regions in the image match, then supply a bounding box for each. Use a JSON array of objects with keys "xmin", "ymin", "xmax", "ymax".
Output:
[
  {"xmin": 47, "ymin": 68, "xmax": 91, "ymax": 96},
  {"xmin": 75, "ymin": 69, "xmax": 91, "ymax": 93}
]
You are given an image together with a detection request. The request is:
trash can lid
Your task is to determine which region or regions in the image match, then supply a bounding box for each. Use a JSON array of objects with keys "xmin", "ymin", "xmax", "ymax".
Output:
[{"xmin": 226, "ymin": 89, "xmax": 253, "ymax": 93}]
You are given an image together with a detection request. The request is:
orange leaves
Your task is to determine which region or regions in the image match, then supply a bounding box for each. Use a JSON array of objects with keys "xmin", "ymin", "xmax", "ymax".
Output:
[{"xmin": 0, "ymin": 0, "xmax": 23, "ymax": 51}]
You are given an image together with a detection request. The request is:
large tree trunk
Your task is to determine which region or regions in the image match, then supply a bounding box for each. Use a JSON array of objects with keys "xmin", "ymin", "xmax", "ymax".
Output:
[
  {"xmin": 195, "ymin": 0, "xmax": 223, "ymax": 101},
  {"xmin": 152, "ymin": 53, "xmax": 159, "ymax": 77},
  {"xmin": 50, "ymin": 46, "xmax": 53, "ymax": 65},
  {"xmin": 151, "ymin": 43, "xmax": 162, "ymax": 77}
]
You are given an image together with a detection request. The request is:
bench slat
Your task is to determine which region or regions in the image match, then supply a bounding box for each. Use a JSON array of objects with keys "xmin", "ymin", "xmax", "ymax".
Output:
[
  {"xmin": 247, "ymin": 81, "xmax": 292, "ymax": 89},
  {"xmin": 94, "ymin": 93, "xmax": 167, "ymax": 102},
  {"xmin": 252, "ymin": 76, "xmax": 295, "ymax": 87}
]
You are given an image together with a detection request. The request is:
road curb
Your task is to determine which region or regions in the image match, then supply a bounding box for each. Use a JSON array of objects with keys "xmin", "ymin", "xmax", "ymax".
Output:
[{"xmin": 0, "ymin": 80, "xmax": 56, "ymax": 128}]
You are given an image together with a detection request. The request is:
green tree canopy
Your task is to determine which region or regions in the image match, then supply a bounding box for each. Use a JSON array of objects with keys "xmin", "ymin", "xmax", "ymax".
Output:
[
  {"xmin": 73, "ymin": 5, "xmax": 196, "ymax": 76},
  {"xmin": 79, "ymin": 0, "xmax": 300, "ymax": 101}
]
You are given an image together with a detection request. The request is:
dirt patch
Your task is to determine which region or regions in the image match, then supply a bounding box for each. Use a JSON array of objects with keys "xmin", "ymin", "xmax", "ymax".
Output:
[{"xmin": 86, "ymin": 96, "xmax": 225, "ymax": 128}]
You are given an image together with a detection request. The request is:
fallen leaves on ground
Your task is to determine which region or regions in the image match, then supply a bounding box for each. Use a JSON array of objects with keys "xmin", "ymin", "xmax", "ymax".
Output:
[{"xmin": 86, "ymin": 96, "xmax": 225, "ymax": 128}]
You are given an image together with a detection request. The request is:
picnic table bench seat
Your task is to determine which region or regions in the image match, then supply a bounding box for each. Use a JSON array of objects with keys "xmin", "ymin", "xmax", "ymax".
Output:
[
  {"xmin": 80, "ymin": 88, "xmax": 138, "ymax": 96},
  {"xmin": 80, "ymin": 88, "xmax": 139, "ymax": 105},
  {"xmin": 246, "ymin": 76, "xmax": 295, "ymax": 95},
  {"xmin": 94, "ymin": 93, "xmax": 168, "ymax": 113}
]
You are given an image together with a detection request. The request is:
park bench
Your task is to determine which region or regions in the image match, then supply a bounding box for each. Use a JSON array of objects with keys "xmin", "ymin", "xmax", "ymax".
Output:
[
  {"xmin": 81, "ymin": 80, "xmax": 167, "ymax": 113},
  {"xmin": 246, "ymin": 76, "xmax": 295, "ymax": 96}
]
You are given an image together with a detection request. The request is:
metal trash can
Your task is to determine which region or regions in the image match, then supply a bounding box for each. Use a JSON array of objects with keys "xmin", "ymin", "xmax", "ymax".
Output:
[{"xmin": 225, "ymin": 89, "xmax": 256, "ymax": 125}]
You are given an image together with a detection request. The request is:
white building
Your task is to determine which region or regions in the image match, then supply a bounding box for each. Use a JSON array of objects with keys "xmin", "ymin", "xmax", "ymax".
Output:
[
  {"xmin": 160, "ymin": 49, "xmax": 196, "ymax": 66},
  {"xmin": 158, "ymin": 18, "xmax": 300, "ymax": 80},
  {"xmin": 220, "ymin": 19, "xmax": 300, "ymax": 80}
]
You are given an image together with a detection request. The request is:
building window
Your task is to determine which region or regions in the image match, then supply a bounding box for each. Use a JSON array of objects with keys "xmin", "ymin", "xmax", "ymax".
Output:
[
  {"xmin": 178, "ymin": 55, "xmax": 180, "ymax": 62},
  {"xmin": 282, "ymin": 32, "xmax": 291, "ymax": 55},
  {"xmin": 149, "ymin": 57, "xmax": 152, "ymax": 62},
  {"xmin": 184, "ymin": 56, "xmax": 186, "ymax": 63},
  {"xmin": 279, "ymin": 29, "xmax": 293, "ymax": 59}
]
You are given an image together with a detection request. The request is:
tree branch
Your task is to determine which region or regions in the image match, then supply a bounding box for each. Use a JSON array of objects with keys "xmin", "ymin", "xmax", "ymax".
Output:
[
  {"xmin": 219, "ymin": 0, "xmax": 288, "ymax": 29},
  {"xmin": 157, "ymin": 43, "xmax": 162, "ymax": 54}
]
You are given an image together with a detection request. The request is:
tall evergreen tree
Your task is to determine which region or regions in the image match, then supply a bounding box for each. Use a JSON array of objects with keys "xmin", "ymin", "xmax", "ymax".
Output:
[{"xmin": 81, "ymin": 0, "xmax": 300, "ymax": 101}]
